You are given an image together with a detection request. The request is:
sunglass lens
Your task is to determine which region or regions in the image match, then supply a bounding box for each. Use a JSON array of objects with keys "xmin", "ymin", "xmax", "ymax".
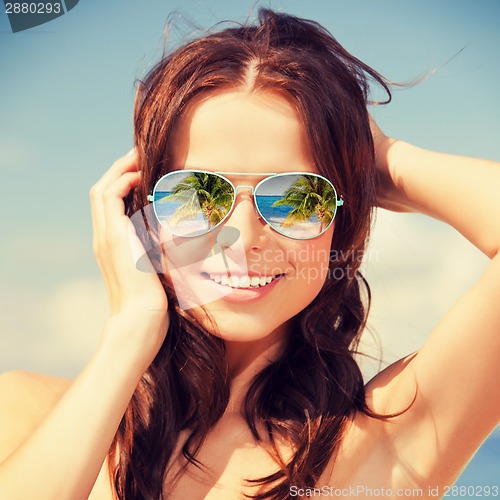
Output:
[
  {"xmin": 255, "ymin": 174, "xmax": 337, "ymax": 238},
  {"xmin": 152, "ymin": 171, "xmax": 234, "ymax": 236}
]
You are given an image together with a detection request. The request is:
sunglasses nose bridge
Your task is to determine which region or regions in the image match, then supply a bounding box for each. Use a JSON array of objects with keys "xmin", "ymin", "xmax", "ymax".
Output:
[
  {"xmin": 232, "ymin": 185, "xmax": 257, "ymax": 210},
  {"xmin": 233, "ymin": 185, "xmax": 255, "ymax": 196},
  {"xmin": 229, "ymin": 185, "xmax": 264, "ymax": 223}
]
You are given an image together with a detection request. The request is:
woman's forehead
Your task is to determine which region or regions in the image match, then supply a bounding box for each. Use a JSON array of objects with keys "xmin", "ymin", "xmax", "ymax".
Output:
[{"xmin": 170, "ymin": 90, "xmax": 315, "ymax": 174}]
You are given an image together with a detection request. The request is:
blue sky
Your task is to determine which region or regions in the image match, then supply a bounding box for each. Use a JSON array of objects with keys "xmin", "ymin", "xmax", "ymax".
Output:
[{"xmin": 1, "ymin": 0, "xmax": 499, "ymax": 489}]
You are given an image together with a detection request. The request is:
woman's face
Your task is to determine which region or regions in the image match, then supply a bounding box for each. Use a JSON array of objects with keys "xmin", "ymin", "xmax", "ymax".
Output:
[{"xmin": 161, "ymin": 90, "xmax": 334, "ymax": 345}]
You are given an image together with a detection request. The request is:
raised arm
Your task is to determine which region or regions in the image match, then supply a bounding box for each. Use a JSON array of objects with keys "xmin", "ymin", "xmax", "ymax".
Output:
[
  {"xmin": 372, "ymin": 118, "xmax": 500, "ymax": 258},
  {"xmin": 0, "ymin": 152, "xmax": 169, "ymax": 500},
  {"xmin": 366, "ymin": 120, "xmax": 500, "ymax": 489}
]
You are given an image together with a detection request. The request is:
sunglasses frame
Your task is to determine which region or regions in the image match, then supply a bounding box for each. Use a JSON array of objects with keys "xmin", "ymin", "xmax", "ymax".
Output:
[{"xmin": 147, "ymin": 170, "xmax": 344, "ymax": 240}]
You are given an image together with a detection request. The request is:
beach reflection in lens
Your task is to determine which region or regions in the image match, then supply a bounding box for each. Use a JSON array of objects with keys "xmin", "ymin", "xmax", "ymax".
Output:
[
  {"xmin": 153, "ymin": 171, "xmax": 234, "ymax": 237},
  {"xmin": 256, "ymin": 174, "xmax": 337, "ymax": 239}
]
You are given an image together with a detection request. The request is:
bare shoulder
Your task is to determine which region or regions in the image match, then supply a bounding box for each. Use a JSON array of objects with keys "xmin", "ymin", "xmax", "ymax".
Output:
[
  {"xmin": 0, "ymin": 370, "xmax": 72, "ymax": 462},
  {"xmin": 0, "ymin": 371, "xmax": 116, "ymax": 499}
]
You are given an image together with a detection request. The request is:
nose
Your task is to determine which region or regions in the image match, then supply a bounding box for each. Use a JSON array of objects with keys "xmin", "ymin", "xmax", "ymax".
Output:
[{"xmin": 220, "ymin": 189, "xmax": 268, "ymax": 251}]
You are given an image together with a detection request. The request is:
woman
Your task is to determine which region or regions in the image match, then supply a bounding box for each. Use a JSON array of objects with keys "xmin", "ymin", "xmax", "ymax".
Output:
[{"xmin": 0, "ymin": 9, "xmax": 499, "ymax": 500}]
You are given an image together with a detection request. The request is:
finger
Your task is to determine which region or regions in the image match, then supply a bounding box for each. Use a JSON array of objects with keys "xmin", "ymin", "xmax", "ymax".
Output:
[
  {"xmin": 94, "ymin": 170, "xmax": 142, "ymax": 244},
  {"xmin": 90, "ymin": 153, "xmax": 140, "ymax": 245},
  {"xmin": 105, "ymin": 170, "xmax": 142, "ymax": 201},
  {"xmin": 102, "ymin": 171, "xmax": 142, "ymax": 223},
  {"xmin": 97, "ymin": 149, "xmax": 139, "ymax": 188}
]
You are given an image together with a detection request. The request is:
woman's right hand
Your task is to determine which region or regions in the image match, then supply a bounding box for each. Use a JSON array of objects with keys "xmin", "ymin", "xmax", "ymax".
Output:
[{"xmin": 90, "ymin": 150, "xmax": 169, "ymax": 366}]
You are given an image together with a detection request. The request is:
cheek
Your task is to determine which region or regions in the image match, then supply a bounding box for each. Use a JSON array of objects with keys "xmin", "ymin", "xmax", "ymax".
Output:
[
  {"xmin": 157, "ymin": 229, "xmax": 216, "ymax": 273},
  {"xmin": 283, "ymin": 227, "xmax": 334, "ymax": 298}
]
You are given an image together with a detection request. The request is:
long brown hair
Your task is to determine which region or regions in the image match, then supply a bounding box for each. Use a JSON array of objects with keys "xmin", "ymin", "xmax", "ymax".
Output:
[{"xmin": 110, "ymin": 9, "xmax": 392, "ymax": 499}]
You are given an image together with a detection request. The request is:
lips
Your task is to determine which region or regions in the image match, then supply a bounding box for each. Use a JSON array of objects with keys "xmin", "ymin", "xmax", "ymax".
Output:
[{"xmin": 199, "ymin": 272, "xmax": 284, "ymax": 304}]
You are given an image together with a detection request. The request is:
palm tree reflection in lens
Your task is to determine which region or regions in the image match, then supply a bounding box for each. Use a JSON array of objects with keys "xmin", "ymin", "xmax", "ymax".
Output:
[
  {"xmin": 158, "ymin": 173, "xmax": 233, "ymax": 230},
  {"xmin": 270, "ymin": 175, "xmax": 336, "ymax": 234}
]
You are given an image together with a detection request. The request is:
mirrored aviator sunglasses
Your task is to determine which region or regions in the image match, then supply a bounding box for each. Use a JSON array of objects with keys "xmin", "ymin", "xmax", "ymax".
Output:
[{"xmin": 147, "ymin": 170, "xmax": 344, "ymax": 240}]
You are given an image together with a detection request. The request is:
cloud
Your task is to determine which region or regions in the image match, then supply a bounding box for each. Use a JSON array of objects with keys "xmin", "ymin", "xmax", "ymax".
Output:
[
  {"xmin": 42, "ymin": 278, "xmax": 108, "ymax": 351},
  {"xmin": 1, "ymin": 278, "xmax": 107, "ymax": 377},
  {"xmin": 1, "ymin": 233, "xmax": 90, "ymax": 273}
]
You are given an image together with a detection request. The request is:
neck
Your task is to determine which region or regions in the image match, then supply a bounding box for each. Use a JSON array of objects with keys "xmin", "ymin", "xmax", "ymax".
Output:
[{"xmin": 223, "ymin": 322, "xmax": 289, "ymax": 415}]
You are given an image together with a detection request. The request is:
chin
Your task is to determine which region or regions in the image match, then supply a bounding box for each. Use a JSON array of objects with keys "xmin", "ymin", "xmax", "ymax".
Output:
[{"xmin": 190, "ymin": 304, "xmax": 290, "ymax": 344}]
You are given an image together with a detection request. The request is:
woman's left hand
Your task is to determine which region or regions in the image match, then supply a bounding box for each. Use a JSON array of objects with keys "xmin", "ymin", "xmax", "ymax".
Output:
[{"xmin": 368, "ymin": 115, "xmax": 410, "ymax": 212}]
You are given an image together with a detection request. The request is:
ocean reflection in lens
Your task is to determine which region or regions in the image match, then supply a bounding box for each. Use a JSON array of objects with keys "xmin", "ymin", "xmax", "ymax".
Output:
[
  {"xmin": 154, "ymin": 172, "xmax": 234, "ymax": 237},
  {"xmin": 257, "ymin": 174, "xmax": 337, "ymax": 238}
]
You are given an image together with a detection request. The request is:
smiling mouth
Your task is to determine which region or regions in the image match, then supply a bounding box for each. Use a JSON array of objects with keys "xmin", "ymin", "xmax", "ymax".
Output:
[{"xmin": 201, "ymin": 273, "xmax": 284, "ymax": 289}]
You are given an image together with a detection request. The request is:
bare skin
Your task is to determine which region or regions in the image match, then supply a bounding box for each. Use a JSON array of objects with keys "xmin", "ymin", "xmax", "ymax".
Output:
[{"xmin": 0, "ymin": 90, "xmax": 499, "ymax": 500}]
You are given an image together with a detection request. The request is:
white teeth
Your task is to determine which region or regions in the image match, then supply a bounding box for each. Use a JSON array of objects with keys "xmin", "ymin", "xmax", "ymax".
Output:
[
  {"xmin": 206, "ymin": 274, "xmax": 279, "ymax": 289},
  {"xmin": 238, "ymin": 276, "xmax": 251, "ymax": 288},
  {"xmin": 250, "ymin": 276, "xmax": 260, "ymax": 287}
]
